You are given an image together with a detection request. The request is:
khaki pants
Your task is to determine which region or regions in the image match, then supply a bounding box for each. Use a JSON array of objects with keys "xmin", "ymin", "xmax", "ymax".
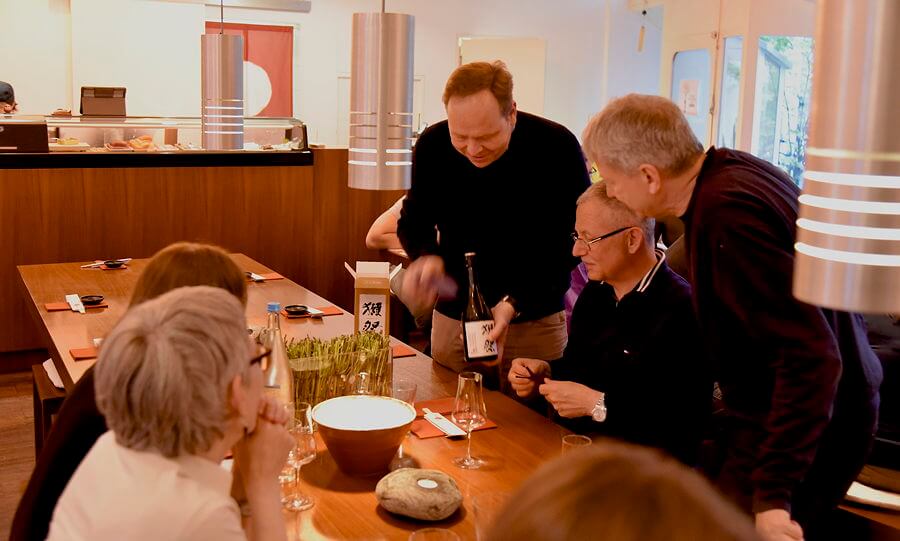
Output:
[{"xmin": 431, "ymin": 310, "xmax": 567, "ymax": 394}]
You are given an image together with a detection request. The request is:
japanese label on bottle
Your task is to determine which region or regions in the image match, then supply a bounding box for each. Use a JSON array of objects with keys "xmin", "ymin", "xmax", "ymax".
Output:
[
  {"xmin": 464, "ymin": 320, "xmax": 497, "ymax": 359},
  {"xmin": 358, "ymin": 293, "xmax": 387, "ymax": 335}
]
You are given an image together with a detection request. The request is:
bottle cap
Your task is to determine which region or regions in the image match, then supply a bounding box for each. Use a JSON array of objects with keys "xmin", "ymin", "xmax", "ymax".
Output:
[
  {"xmin": 464, "ymin": 251, "xmax": 476, "ymax": 257},
  {"xmin": 267, "ymin": 301, "xmax": 280, "ymax": 312}
]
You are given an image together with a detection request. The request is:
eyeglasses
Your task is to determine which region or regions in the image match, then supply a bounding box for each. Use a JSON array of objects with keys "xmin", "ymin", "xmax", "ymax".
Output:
[
  {"xmin": 571, "ymin": 226, "xmax": 636, "ymax": 252},
  {"xmin": 249, "ymin": 348, "xmax": 271, "ymax": 368}
]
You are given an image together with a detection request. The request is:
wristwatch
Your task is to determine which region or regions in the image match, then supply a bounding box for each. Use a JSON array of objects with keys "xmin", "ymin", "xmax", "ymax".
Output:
[
  {"xmin": 500, "ymin": 294, "xmax": 521, "ymax": 319},
  {"xmin": 591, "ymin": 393, "xmax": 607, "ymax": 423}
]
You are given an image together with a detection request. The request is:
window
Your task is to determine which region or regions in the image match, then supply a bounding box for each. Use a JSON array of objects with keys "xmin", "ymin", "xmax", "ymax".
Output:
[
  {"xmin": 751, "ymin": 36, "xmax": 814, "ymax": 186},
  {"xmin": 716, "ymin": 36, "xmax": 743, "ymax": 149},
  {"xmin": 671, "ymin": 48, "xmax": 712, "ymax": 145}
]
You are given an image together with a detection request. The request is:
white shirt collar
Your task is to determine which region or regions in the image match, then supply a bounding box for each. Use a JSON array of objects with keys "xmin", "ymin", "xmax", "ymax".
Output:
[{"xmin": 635, "ymin": 248, "xmax": 667, "ymax": 293}]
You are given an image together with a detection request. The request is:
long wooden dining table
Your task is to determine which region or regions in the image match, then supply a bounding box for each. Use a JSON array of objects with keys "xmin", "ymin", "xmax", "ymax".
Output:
[{"xmin": 17, "ymin": 254, "xmax": 570, "ymax": 540}]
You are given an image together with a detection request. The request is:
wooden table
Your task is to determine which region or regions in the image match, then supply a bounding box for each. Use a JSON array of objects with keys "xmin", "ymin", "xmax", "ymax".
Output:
[{"xmin": 18, "ymin": 254, "xmax": 570, "ymax": 540}]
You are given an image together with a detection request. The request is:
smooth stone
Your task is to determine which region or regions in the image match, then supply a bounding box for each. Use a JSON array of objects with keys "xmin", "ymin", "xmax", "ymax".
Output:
[{"xmin": 375, "ymin": 468, "xmax": 462, "ymax": 521}]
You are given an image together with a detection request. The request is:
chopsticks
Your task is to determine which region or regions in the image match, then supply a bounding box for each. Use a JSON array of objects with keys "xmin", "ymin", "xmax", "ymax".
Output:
[
  {"xmin": 515, "ymin": 365, "xmax": 546, "ymax": 385},
  {"xmin": 80, "ymin": 258, "xmax": 131, "ymax": 269}
]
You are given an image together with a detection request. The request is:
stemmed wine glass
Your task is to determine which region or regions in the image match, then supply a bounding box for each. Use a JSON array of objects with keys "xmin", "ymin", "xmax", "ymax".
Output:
[
  {"xmin": 282, "ymin": 401, "xmax": 316, "ymax": 511},
  {"xmin": 451, "ymin": 371, "xmax": 487, "ymax": 469}
]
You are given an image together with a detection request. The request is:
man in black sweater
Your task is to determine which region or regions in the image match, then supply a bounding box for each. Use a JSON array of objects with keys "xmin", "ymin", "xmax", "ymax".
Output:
[
  {"xmin": 582, "ymin": 94, "xmax": 882, "ymax": 541},
  {"xmin": 398, "ymin": 61, "xmax": 589, "ymax": 387},
  {"xmin": 508, "ymin": 182, "xmax": 710, "ymax": 465}
]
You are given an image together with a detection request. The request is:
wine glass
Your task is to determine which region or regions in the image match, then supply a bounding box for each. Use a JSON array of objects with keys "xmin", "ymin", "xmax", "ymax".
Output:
[
  {"xmin": 283, "ymin": 401, "xmax": 316, "ymax": 511},
  {"xmin": 451, "ymin": 371, "xmax": 486, "ymax": 469}
]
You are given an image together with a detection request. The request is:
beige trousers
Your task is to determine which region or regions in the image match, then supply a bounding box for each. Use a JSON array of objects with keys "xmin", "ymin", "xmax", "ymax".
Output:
[{"xmin": 431, "ymin": 310, "xmax": 567, "ymax": 393}]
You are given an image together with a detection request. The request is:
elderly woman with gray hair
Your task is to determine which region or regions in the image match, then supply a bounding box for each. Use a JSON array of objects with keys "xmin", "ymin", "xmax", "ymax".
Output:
[{"xmin": 46, "ymin": 286, "xmax": 294, "ymax": 541}]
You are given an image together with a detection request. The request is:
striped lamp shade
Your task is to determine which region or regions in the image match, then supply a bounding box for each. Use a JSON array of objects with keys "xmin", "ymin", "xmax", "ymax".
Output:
[
  {"xmin": 348, "ymin": 12, "xmax": 415, "ymax": 191},
  {"xmin": 792, "ymin": 0, "xmax": 900, "ymax": 313}
]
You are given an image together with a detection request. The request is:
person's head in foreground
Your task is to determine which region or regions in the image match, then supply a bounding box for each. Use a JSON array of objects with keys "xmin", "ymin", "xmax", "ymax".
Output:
[
  {"xmin": 485, "ymin": 441, "xmax": 760, "ymax": 541},
  {"xmin": 131, "ymin": 241, "xmax": 247, "ymax": 307},
  {"xmin": 581, "ymin": 93, "xmax": 705, "ymax": 219},
  {"xmin": 97, "ymin": 286, "xmax": 263, "ymax": 457}
]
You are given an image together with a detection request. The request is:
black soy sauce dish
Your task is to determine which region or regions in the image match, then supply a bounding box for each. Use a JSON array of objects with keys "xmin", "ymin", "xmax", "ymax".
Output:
[
  {"xmin": 80, "ymin": 295, "xmax": 105, "ymax": 306},
  {"xmin": 103, "ymin": 260, "xmax": 125, "ymax": 269},
  {"xmin": 284, "ymin": 304, "xmax": 309, "ymax": 316}
]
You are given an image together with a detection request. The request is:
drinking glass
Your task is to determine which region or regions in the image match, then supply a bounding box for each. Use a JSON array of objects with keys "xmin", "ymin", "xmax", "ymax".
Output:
[
  {"xmin": 282, "ymin": 402, "xmax": 316, "ymax": 511},
  {"xmin": 408, "ymin": 528, "xmax": 461, "ymax": 541},
  {"xmin": 561, "ymin": 434, "xmax": 592, "ymax": 454},
  {"xmin": 451, "ymin": 371, "xmax": 486, "ymax": 469},
  {"xmin": 393, "ymin": 377, "xmax": 418, "ymax": 405}
]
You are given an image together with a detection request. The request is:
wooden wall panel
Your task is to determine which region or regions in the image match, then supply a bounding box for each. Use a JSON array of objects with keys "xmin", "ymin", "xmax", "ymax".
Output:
[
  {"xmin": 308, "ymin": 148, "xmax": 406, "ymax": 313},
  {"xmin": 1, "ymin": 149, "xmax": 405, "ymax": 356},
  {"xmin": 1, "ymin": 164, "xmax": 314, "ymax": 352}
]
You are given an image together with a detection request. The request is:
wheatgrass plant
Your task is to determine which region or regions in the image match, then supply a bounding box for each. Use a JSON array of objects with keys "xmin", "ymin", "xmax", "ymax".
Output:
[{"xmin": 285, "ymin": 332, "xmax": 392, "ymax": 406}]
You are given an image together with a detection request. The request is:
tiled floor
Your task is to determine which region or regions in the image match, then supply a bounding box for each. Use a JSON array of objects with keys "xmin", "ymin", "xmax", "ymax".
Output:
[{"xmin": 0, "ymin": 371, "xmax": 35, "ymax": 540}]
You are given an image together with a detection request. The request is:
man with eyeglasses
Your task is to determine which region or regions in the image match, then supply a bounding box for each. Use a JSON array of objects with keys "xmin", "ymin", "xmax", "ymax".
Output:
[
  {"xmin": 509, "ymin": 182, "xmax": 710, "ymax": 465},
  {"xmin": 582, "ymin": 94, "xmax": 881, "ymax": 541}
]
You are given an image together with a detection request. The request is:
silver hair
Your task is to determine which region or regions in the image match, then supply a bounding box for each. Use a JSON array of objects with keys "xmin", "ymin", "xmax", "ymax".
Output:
[
  {"xmin": 95, "ymin": 286, "xmax": 250, "ymax": 457},
  {"xmin": 582, "ymin": 93, "xmax": 704, "ymax": 176},
  {"xmin": 577, "ymin": 182, "xmax": 656, "ymax": 247}
]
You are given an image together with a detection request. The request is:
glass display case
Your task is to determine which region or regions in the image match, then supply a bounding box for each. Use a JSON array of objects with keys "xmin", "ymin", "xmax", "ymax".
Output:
[{"xmin": 45, "ymin": 115, "xmax": 307, "ymax": 152}]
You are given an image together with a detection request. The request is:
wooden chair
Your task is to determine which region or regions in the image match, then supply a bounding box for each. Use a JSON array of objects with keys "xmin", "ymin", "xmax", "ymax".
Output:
[{"xmin": 31, "ymin": 364, "xmax": 66, "ymax": 458}]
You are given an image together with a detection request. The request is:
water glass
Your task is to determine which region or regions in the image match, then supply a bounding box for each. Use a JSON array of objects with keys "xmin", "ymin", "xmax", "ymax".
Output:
[
  {"xmin": 561, "ymin": 434, "xmax": 592, "ymax": 454},
  {"xmin": 393, "ymin": 377, "xmax": 418, "ymax": 405},
  {"xmin": 282, "ymin": 402, "xmax": 316, "ymax": 511}
]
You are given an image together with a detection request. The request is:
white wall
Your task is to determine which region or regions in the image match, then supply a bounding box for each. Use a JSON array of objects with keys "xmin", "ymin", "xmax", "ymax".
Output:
[
  {"xmin": 0, "ymin": 0, "xmax": 666, "ymax": 146},
  {"xmin": 71, "ymin": 0, "xmax": 204, "ymax": 117},
  {"xmin": 605, "ymin": 2, "xmax": 663, "ymax": 102},
  {"xmin": 0, "ymin": 0, "xmax": 72, "ymax": 115}
]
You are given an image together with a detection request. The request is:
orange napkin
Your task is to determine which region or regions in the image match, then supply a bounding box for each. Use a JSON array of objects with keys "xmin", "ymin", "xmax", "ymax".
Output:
[
  {"xmin": 392, "ymin": 344, "xmax": 418, "ymax": 358},
  {"xmin": 279, "ymin": 306, "xmax": 343, "ymax": 319},
  {"xmin": 247, "ymin": 272, "xmax": 284, "ymax": 281},
  {"xmin": 45, "ymin": 302, "xmax": 109, "ymax": 311},
  {"xmin": 411, "ymin": 397, "xmax": 500, "ymax": 437},
  {"xmin": 70, "ymin": 346, "xmax": 98, "ymax": 360},
  {"xmin": 415, "ymin": 397, "xmax": 455, "ymax": 418}
]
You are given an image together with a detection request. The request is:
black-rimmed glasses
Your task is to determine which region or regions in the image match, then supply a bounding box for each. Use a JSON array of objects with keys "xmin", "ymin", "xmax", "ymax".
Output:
[{"xmin": 571, "ymin": 226, "xmax": 636, "ymax": 252}]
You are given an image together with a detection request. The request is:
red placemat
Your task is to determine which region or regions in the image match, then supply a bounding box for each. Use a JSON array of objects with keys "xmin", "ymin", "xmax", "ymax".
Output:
[
  {"xmin": 392, "ymin": 344, "xmax": 418, "ymax": 358},
  {"xmin": 279, "ymin": 306, "xmax": 343, "ymax": 319},
  {"xmin": 247, "ymin": 272, "xmax": 284, "ymax": 281},
  {"xmin": 45, "ymin": 301, "xmax": 109, "ymax": 311},
  {"xmin": 70, "ymin": 346, "xmax": 98, "ymax": 360},
  {"xmin": 411, "ymin": 417, "xmax": 498, "ymax": 439}
]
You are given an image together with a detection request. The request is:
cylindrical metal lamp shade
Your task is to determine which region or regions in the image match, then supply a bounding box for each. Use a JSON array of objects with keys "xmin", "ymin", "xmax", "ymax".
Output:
[
  {"xmin": 793, "ymin": 0, "xmax": 900, "ymax": 314},
  {"xmin": 201, "ymin": 33, "xmax": 244, "ymax": 151},
  {"xmin": 349, "ymin": 13, "xmax": 415, "ymax": 190}
]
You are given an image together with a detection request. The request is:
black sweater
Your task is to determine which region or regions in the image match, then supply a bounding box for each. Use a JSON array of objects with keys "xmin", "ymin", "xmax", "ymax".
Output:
[
  {"xmin": 681, "ymin": 147, "xmax": 883, "ymax": 512},
  {"xmin": 398, "ymin": 112, "xmax": 590, "ymax": 321},
  {"xmin": 552, "ymin": 261, "xmax": 711, "ymax": 465}
]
